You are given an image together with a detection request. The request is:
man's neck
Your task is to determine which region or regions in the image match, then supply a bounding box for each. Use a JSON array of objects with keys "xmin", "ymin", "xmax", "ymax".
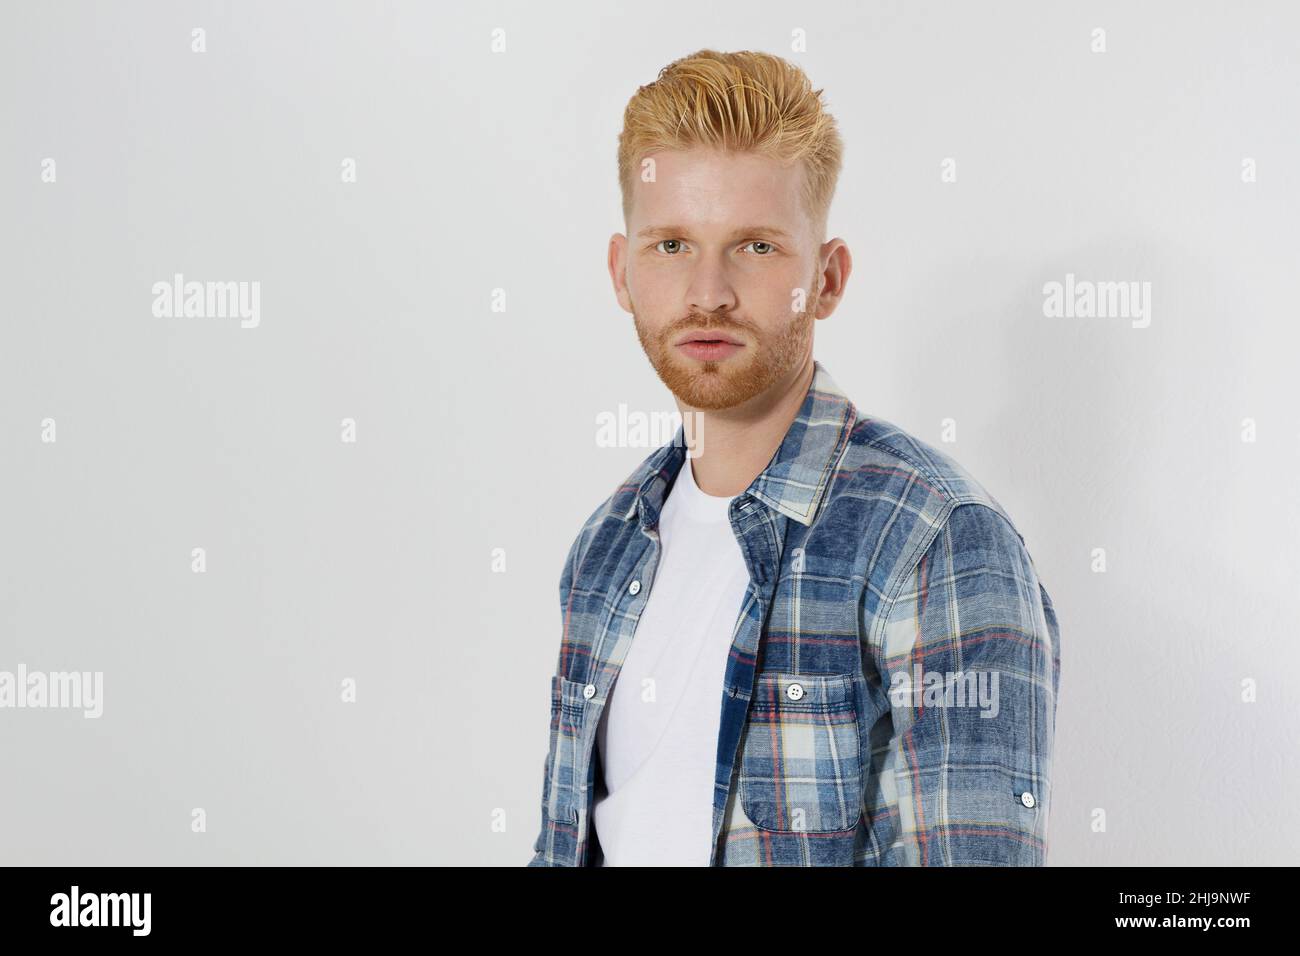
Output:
[{"xmin": 677, "ymin": 357, "xmax": 816, "ymax": 498}]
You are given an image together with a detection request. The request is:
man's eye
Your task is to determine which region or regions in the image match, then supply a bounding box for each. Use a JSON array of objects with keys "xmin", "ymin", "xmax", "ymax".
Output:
[{"xmin": 653, "ymin": 239, "xmax": 774, "ymax": 255}]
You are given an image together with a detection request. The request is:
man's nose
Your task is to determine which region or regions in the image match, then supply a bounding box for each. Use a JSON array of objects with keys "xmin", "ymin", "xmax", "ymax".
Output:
[{"xmin": 685, "ymin": 261, "xmax": 738, "ymax": 315}]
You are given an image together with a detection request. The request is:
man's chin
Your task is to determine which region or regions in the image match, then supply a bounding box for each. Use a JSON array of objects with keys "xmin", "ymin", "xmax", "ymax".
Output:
[{"xmin": 658, "ymin": 356, "xmax": 765, "ymax": 411}]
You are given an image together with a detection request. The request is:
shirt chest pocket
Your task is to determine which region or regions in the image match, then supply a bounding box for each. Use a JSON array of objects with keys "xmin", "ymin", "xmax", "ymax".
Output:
[{"xmin": 739, "ymin": 672, "xmax": 863, "ymax": 833}]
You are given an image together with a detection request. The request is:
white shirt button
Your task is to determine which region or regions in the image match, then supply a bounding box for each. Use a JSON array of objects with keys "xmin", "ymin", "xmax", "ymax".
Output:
[
  {"xmin": 1020, "ymin": 791, "xmax": 1036, "ymax": 808},
  {"xmin": 582, "ymin": 683, "xmax": 596, "ymax": 700},
  {"xmin": 785, "ymin": 682, "xmax": 805, "ymax": 701},
  {"xmin": 628, "ymin": 580, "xmax": 641, "ymax": 595}
]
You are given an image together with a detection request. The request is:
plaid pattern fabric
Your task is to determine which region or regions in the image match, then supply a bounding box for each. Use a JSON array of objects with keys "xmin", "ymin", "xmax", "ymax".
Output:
[{"xmin": 528, "ymin": 360, "xmax": 1060, "ymax": 866}]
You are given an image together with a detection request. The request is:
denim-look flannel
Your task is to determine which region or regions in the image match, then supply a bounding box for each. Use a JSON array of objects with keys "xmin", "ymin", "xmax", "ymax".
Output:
[{"xmin": 528, "ymin": 360, "xmax": 1060, "ymax": 866}]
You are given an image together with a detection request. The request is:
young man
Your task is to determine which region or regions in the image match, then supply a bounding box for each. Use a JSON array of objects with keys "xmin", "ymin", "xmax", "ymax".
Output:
[{"xmin": 529, "ymin": 50, "xmax": 1060, "ymax": 866}]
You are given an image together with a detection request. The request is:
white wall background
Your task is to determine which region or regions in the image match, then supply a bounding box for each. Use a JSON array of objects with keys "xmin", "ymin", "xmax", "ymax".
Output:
[{"xmin": 1, "ymin": 0, "xmax": 1296, "ymax": 865}]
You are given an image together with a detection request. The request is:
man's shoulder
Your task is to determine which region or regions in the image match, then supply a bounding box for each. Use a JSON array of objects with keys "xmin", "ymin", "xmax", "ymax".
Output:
[
  {"xmin": 834, "ymin": 412, "xmax": 1027, "ymax": 547},
  {"xmin": 566, "ymin": 443, "xmax": 672, "ymax": 551},
  {"xmin": 834, "ymin": 413, "xmax": 1050, "ymax": 625},
  {"xmin": 567, "ymin": 413, "xmax": 1037, "ymax": 573}
]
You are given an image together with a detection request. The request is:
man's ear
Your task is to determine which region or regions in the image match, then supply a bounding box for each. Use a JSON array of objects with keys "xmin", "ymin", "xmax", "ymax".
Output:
[
  {"xmin": 813, "ymin": 239, "xmax": 852, "ymax": 319},
  {"xmin": 608, "ymin": 233, "xmax": 633, "ymax": 314}
]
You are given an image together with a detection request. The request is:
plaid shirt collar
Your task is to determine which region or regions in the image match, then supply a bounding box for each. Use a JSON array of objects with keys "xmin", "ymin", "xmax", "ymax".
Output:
[{"xmin": 622, "ymin": 359, "xmax": 858, "ymax": 530}]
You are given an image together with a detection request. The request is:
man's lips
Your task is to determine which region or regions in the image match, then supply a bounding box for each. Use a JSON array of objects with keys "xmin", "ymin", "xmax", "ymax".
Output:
[
  {"xmin": 674, "ymin": 333, "xmax": 745, "ymax": 361},
  {"xmin": 673, "ymin": 331, "xmax": 745, "ymax": 346}
]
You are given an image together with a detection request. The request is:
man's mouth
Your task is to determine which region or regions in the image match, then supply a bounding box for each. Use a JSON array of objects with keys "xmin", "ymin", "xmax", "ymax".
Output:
[
  {"xmin": 674, "ymin": 331, "xmax": 746, "ymax": 361},
  {"xmin": 675, "ymin": 331, "xmax": 744, "ymax": 347}
]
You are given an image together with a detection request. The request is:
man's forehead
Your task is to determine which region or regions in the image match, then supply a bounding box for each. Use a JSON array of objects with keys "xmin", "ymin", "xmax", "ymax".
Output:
[
  {"xmin": 637, "ymin": 148, "xmax": 801, "ymax": 195},
  {"xmin": 630, "ymin": 148, "xmax": 806, "ymax": 233}
]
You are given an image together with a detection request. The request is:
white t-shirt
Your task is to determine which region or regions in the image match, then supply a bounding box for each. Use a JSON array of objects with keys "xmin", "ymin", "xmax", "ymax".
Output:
[{"xmin": 592, "ymin": 455, "xmax": 752, "ymax": 866}]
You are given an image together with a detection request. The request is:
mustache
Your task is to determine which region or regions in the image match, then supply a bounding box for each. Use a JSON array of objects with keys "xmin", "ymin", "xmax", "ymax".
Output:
[{"xmin": 666, "ymin": 315, "xmax": 752, "ymax": 337}]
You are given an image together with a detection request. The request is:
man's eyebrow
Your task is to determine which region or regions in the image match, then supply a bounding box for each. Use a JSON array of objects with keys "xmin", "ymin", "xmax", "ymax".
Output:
[{"xmin": 636, "ymin": 225, "xmax": 793, "ymax": 241}]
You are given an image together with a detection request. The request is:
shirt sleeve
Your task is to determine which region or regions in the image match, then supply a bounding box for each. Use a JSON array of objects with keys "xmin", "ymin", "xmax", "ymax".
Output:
[
  {"xmin": 865, "ymin": 501, "xmax": 1061, "ymax": 865},
  {"xmin": 526, "ymin": 527, "xmax": 587, "ymax": 866}
]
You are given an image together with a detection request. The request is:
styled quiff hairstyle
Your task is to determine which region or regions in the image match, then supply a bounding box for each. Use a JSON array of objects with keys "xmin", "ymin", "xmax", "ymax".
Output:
[{"xmin": 617, "ymin": 49, "xmax": 844, "ymax": 238}]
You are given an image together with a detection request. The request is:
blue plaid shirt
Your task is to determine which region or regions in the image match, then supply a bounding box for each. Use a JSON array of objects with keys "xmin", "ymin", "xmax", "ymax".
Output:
[{"xmin": 529, "ymin": 360, "xmax": 1060, "ymax": 866}]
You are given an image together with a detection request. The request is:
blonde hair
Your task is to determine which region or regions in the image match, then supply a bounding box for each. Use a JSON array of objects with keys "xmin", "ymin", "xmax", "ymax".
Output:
[{"xmin": 617, "ymin": 49, "xmax": 843, "ymax": 238}]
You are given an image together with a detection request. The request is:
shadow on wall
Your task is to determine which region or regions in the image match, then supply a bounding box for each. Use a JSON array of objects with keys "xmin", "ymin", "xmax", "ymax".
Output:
[{"xmin": 989, "ymin": 229, "xmax": 1291, "ymax": 864}]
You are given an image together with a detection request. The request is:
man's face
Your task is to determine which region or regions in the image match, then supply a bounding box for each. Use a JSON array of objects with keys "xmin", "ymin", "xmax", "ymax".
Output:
[{"xmin": 611, "ymin": 148, "xmax": 826, "ymax": 411}]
